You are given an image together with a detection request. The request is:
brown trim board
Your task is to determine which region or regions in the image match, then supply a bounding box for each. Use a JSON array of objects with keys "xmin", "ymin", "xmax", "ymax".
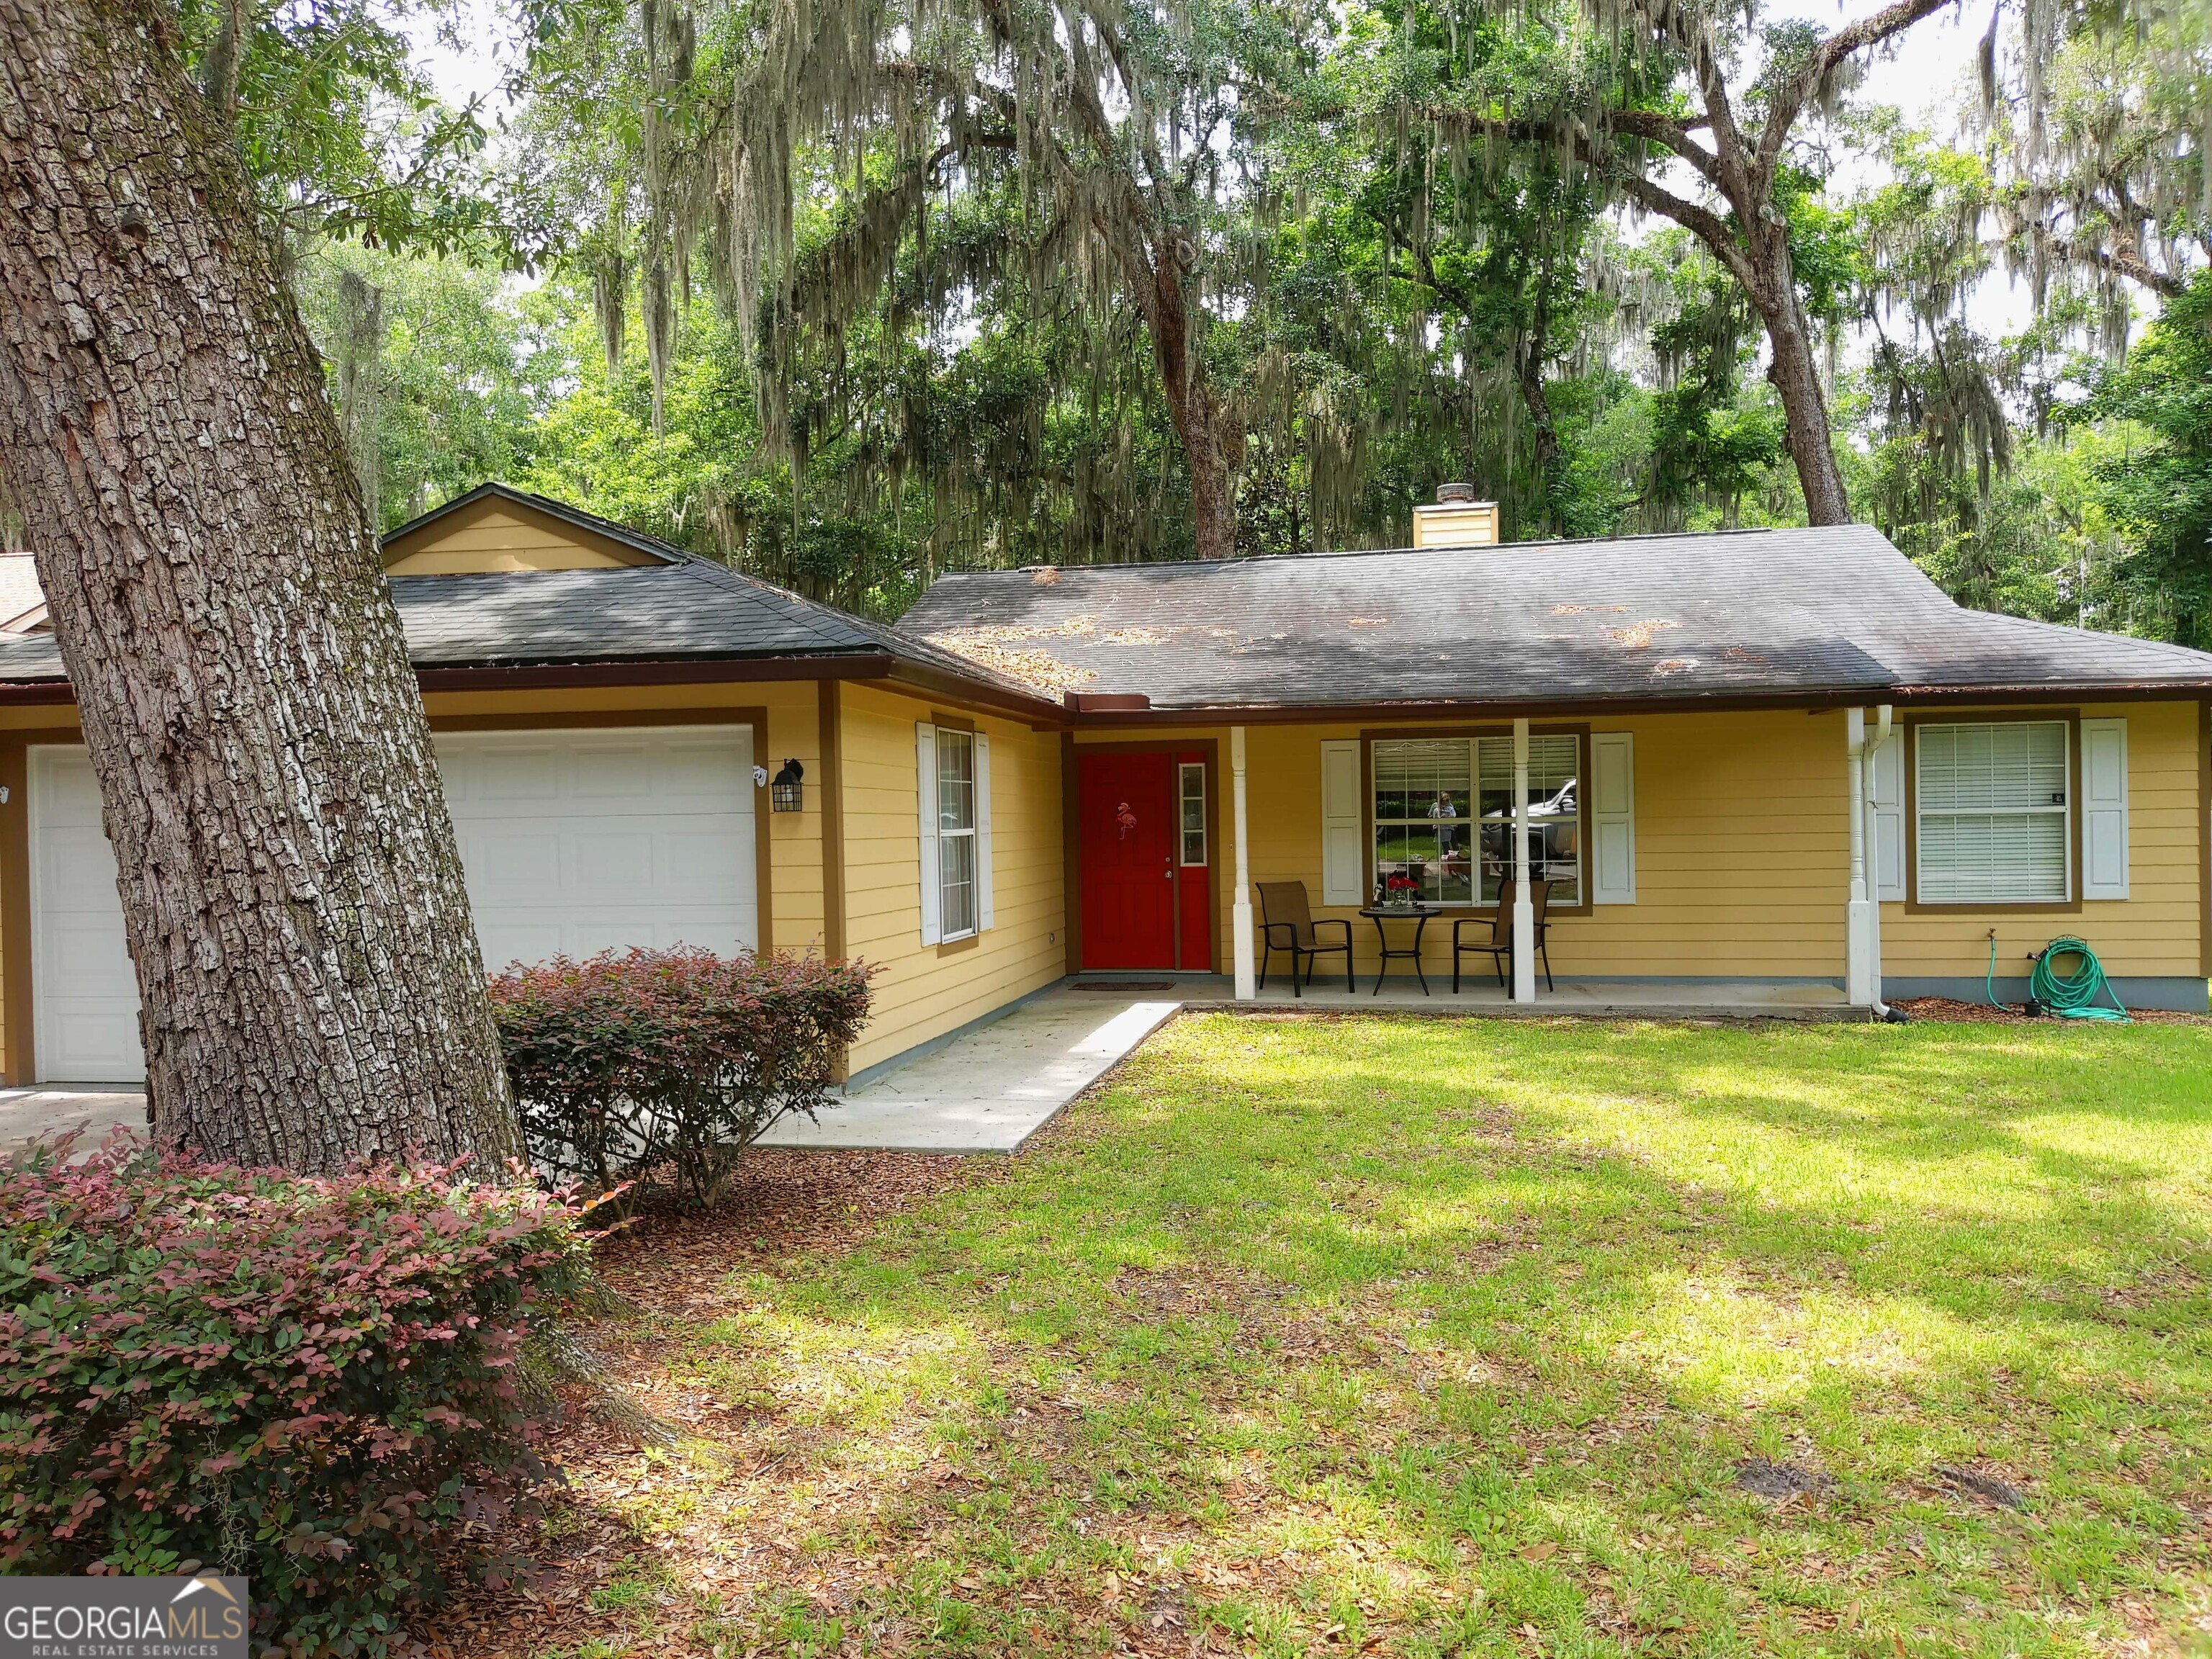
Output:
[
  {"xmin": 1358, "ymin": 724, "xmax": 1596, "ymax": 919},
  {"xmin": 428, "ymin": 706, "xmax": 777, "ymax": 955},
  {"xmin": 819, "ymin": 679, "xmax": 845, "ymax": 963},
  {"xmin": 2200, "ymin": 699, "xmax": 2210, "ymax": 979},
  {"xmin": 1061, "ymin": 732, "xmax": 1080, "ymax": 975},
  {"xmin": 0, "ymin": 728, "xmax": 91, "ymax": 1086}
]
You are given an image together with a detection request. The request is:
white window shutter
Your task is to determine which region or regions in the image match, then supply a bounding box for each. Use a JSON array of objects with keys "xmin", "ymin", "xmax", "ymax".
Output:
[
  {"xmin": 975, "ymin": 732, "xmax": 995, "ymax": 930},
  {"xmin": 1871, "ymin": 733, "xmax": 1905, "ymax": 902},
  {"xmin": 1589, "ymin": 732, "xmax": 1636, "ymax": 904},
  {"xmin": 2081, "ymin": 717, "xmax": 2129, "ymax": 899},
  {"xmin": 916, "ymin": 721, "xmax": 941, "ymax": 945},
  {"xmin": 1319, "ymin": 739, "xmax": 1362, "ymax": 905}
]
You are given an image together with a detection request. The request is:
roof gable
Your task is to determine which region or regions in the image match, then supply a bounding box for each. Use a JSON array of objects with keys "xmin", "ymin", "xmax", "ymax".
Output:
[{"xmin": 380, "ymin": 485, "xmax": 678, "ymax": 575}]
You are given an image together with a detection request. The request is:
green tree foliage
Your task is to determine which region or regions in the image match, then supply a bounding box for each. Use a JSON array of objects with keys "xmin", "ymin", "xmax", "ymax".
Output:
[
  {"xmin": 2085, "ymin": 271, "xmax": 2212, "ymax": 642},
  {"xmin": 295, "ymin": 243, "xmax": 557, "ymax": 526}
]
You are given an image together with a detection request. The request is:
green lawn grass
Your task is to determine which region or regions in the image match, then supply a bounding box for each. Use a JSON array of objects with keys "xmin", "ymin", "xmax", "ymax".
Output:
[{"xmin": 583, "ymin": 1014, "xmax": 2212, "ymax": 1657}]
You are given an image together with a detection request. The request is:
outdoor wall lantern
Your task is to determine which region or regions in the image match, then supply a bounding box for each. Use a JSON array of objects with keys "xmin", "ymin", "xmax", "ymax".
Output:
[{"xmin": 771, "ymin": 758, "xmax": 805, "ymax": 813}]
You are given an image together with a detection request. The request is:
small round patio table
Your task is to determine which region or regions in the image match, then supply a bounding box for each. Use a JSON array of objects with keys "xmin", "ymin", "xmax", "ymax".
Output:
[{"xmin": 1357, "ymin": 904, "xmax": 1442, "ymax": 996}]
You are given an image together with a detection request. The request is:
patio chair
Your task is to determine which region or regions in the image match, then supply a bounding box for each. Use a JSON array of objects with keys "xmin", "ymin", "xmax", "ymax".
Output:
[
  {"xmin": 1452, "ymin": 878, "xmax": 1554, "ymax": 994},
  {"xmin": 1256, "ymin": 881, "xmax": 1353, "ymax": 997}
]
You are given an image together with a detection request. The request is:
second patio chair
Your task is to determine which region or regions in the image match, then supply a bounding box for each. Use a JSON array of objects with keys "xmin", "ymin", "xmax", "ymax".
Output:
[
  {"xmin": 1256, "ymin": 881, "xmax": 1354, "ymax": 996},
  {"xmin": 1452, "ymin": 878, "xmax": 1555, "ymax": 993}
]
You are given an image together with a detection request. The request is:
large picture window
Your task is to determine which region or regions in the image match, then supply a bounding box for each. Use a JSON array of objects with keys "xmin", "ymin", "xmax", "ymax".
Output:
[
  {"xmin": 1915, "ymin": 720, "xmax": 2071, "ymax": 903},
  {"xmin": 1372, "ymin": 734, "xmax": 1581, "ymax": 906}
]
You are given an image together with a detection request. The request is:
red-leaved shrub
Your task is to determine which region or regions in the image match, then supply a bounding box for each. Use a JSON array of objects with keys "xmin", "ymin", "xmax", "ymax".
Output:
[
  {"xmin": 490, "ymin": 946, "xmax": 873, "ymax": 1204},
  {"xmin": 0, "ymin": 1138, "xmax": 590, "ymax": 1653}
]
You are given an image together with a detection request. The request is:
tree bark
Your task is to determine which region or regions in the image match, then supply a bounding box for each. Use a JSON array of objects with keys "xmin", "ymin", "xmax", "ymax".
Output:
[
  {"xmin": 1756, "ymin": 284, "xmax": 1852, "ymax": 526},
  {"xmin": 1138, "ymin": 238, "xmax": 1238, "ymax": 562},
  {"xmin": 0, "ymin": 0, "xmax": 521, "ymax": 1173}
]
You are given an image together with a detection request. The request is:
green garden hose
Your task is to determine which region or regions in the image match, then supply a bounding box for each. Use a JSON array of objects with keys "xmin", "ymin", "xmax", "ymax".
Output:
[{"xmin": 2028, "ymin": 935, "xmax": 2131, "ymax": 1022}]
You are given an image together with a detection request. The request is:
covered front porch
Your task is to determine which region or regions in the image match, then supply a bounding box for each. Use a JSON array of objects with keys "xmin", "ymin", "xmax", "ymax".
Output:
[{"xmin": 1069, "ymin": 703, "xmax": 1897, "ymax": 1012}]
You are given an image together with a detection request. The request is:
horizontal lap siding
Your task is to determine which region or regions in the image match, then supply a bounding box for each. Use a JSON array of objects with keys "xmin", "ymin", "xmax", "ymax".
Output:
[
  {"xmin": 1165, "ymin": 713, "xmax": 1851, "ymax": 980},
  {"xmin": 1885, "ymin": 699, "xmax": 2206, "ymax": 978},
  {"xmin": 1078, "ymin": 704, "xmax": 2205, "ymax": 985},
  {"xmin": 840, "ymin": 684, "xmax": 1064, "ymax": 1073}
]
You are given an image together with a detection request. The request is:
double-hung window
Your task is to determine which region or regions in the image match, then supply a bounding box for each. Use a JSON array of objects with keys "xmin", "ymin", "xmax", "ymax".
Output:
[
  {"xmin": 1371, "ymin": 734, "xmax": 1582, "ymax": 906},
  {"xmin": 935, "ymin": 729, "xmax": 978, "ymax": 938},
  {"xmin": 1914, "ymin": 720, "xmax": 2070, "ymax": 903},
  {"xmin": 917, "ymin": 721, "xmax": 992, "ymax": 944}
]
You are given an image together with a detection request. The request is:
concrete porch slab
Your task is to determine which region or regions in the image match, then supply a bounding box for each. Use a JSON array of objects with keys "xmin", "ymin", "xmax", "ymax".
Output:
[
  {"xmin": 759, "ymin": 990, "xmax": 1182, "ymax": 1154},
  {"xmin": 1160, "ymin": 973, "xmax": 1858, "ymax": 1018}
]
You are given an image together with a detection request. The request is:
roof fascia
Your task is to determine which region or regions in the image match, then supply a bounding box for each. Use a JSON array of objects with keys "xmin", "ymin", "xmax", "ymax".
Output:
[{"xmin": 1061, "ymin": 680, "xmax": 2212, "ymax": 726}]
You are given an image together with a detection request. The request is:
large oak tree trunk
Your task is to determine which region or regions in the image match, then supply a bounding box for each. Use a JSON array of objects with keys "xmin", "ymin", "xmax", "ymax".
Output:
[
  {"xmin": 1757, "ymin": 284, "xmax": 1852, "ymax": 526},
  {"xmin": 0, "ymin": 0, "xmax": 520, "ymax": 1173},
  {"xmin": 1138, "ymin": 238, "xmax": 1238, "ymax": 562}
]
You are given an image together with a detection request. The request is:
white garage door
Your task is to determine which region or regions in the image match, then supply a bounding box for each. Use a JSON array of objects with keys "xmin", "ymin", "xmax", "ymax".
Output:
[
  {"xmin": 433, "ymin": 726, "xmax": 757, "ymax": 972},
  {"xmin": 29, "ymin": 747, "xmax": 145, "ymax": 1084},
  {"xmin": 26, "ymin": 727, "xmax": 758, "ymax": 1083}
]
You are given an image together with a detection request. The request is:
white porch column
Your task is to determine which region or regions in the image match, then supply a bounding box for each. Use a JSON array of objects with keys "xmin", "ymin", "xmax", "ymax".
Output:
[
  {"xmin": 1845, "ymin": 706, "xmax": 1874, "ymax": 1005},
  {"xmin": 1512, "ymin": 717, "xmax": 1535, "ymax": 1002},
  {"xmin": 1863, "ymin": 703, "xmax": 1893, "ymax": 1010},
  {"xmin": 1231, "ymin": 724, "xmax": 1255, "ymax": 999}
]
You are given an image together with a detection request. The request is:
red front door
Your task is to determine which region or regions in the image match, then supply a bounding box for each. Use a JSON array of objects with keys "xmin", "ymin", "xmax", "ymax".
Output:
[{"xmin": 1078, "ymin": 752, "xmax": 1178, "ymax": 968}]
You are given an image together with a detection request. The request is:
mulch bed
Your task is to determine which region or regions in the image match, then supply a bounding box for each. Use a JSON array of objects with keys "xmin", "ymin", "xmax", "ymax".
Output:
[
  {"xmin": 1891, "ymin": 995, "xmax": 2212, "ymax": 1025},
  {"xmin": 418, "ymin": 1148, "xmax": 992, "ymax": 1658}
]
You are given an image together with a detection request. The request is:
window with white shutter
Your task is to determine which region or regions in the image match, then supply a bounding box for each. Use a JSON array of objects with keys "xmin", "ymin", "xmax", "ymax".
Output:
[
  {"xmin": 918, "ymin": 721, "xmax": 992, "ymax": 943},
  {"xmin": 1914, "ymin": 720, "xmax": 2072, "ymax": 903},
  {"xmin": 1319, "ymin": 739, "xmax": 1363, "ymax": 905},
  {"xmin": 2080, "ymin": 718, "xmax": 2128, "ymax": 899},
  {"xmin": 1368, "ymin": 734, "xmax": 1583, "ymax": 906},
  {"xmin": 1589, "ymin": 732, "xmax": 1635, "ymax": 904}
]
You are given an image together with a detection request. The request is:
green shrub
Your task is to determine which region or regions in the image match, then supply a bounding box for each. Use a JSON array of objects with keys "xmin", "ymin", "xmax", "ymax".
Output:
[
  {"xmin": 0, "ymin": 1140, "xmax": 590, "ymax": 1653},
  {"xmin": 490, "ymin": 946, "xmax": 874, "ymax": 1205}
]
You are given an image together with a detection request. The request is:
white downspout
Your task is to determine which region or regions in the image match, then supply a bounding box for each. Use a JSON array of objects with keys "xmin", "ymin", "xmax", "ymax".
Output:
[
  {"xmin": 1231, "ymin": 724, "xmax": 1254, "ymax": 1000},
  {"xmin": 1845, "ymin": 707, "xmax": 1873, "ymax": 1006},
  {"xmin": 1512, "ymin": 717, "xmax": 1535, "ymax": 1003},
  {"xmin": 1863, "ymin": 704, "xmax": 1894, "ymax": 1018}
]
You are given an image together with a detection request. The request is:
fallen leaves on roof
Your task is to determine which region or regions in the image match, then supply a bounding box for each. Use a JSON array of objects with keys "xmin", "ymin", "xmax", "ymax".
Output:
[
  {"xmin": 1030, "ymin": 567, "xmax": 1061, "ymax": 585},
  {"xmin": 1607, "ymin": 619, "xmax": 1681, "ymax": 648},
  {"xmin": 924, "ymin": 616, "xmax": 1102, "ymax": 698},
  {"xmin": 1651, "ymin": 657, "xmax": 1699, "ymax": 675}
]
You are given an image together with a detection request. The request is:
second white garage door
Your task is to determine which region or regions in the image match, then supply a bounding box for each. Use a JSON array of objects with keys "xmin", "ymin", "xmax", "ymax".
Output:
[
  {"xmin": 26, "ymin": 725, "xmax": 758, "ymax": 1082},
  {"xmin": 433, "ymin": 726, "xmax": 758, "ymax": 972}
]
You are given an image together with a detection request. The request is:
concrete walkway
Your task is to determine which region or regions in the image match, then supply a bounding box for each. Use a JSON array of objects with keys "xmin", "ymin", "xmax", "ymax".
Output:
[
  {"xmin": 0, "ymin": 992, "xmax": 1183, "ymax": 1159},
  {"xmin": 761, "ymin": 989, "xmax": 1181, "ymax": 1153},
  {"xmin": 0, "ymin": 1087, "xmax": 144, "ymax": 1154}
]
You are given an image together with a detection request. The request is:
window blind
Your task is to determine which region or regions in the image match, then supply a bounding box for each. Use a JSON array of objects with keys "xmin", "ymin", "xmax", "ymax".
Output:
[{"xmin": 1915, "ymin": 721, "xmax": 2070, "ymax": 902}]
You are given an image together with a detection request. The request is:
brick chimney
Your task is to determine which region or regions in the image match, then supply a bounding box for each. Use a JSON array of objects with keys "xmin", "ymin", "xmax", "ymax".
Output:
[{"xmin": 1411, "ymin": 482, "xmax": 1498, "ymax": 549}]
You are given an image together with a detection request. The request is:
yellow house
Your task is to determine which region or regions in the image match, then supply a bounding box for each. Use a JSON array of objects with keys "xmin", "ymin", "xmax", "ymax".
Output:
[{"xmin": 0, "ymin": 483, "xmax": 2206, "ymax": 1092}]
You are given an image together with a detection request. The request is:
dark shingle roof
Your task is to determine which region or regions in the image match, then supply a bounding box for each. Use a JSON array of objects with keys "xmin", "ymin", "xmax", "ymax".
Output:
[
  {"xmin": 894, "ymin": 525, "xmax": 2212, "ymax": 710},
  {"xmin": 0, "ymin": 507, "xmax": 1048, "ymax": 707}
]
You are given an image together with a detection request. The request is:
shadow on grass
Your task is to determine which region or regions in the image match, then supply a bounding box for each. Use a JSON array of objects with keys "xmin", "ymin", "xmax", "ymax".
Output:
[{"xmin": 490, "ymin": 1014, "xmax": 2212, "ymax": 1658}]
